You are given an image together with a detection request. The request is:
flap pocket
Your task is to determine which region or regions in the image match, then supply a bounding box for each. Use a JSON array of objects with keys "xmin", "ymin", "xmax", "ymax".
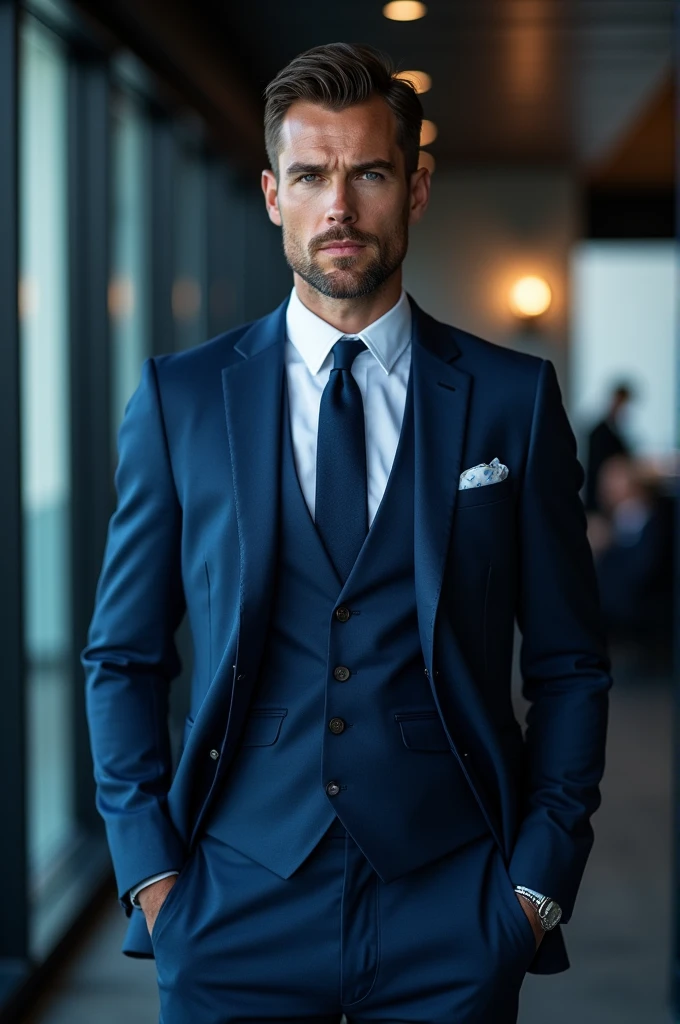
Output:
[
  {"xmin": 394, "ymin": 711, "xmax": 451, "ymax": 752},
  {"xmin": 240, "ymin": 707, "xmax": 288, "ymax": 747}
]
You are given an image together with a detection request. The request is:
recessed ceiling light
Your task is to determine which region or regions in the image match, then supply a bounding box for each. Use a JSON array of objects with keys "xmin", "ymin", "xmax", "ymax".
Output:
[
  {"xmin": 383, "ymin": 1, "xmax": 427, "ymax": 22},
  {"xmin": 418, "ymin": 150, "xmax": 435, "ymax": 173},
  {"xmin": 420, "ymin": 120, "xmax": 437, "ymax": 146},
  {"xmin": 395, "ymin": 70, "xmax": 432, "ymax": 94}
]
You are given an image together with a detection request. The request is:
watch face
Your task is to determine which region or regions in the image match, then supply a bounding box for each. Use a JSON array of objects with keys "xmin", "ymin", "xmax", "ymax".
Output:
[{"xmin": 539, "ymin": 900, "xmax": 562, "ymax": 930}]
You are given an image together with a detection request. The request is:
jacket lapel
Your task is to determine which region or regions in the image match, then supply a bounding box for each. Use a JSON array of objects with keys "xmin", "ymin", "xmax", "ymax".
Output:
[
  {"xmin": 409, "ymin": 297, "xmax": 472, "ymax": 675},
  {"xmin": 220, "ymin": 297, "xmax": 288, "ymax": 707}
]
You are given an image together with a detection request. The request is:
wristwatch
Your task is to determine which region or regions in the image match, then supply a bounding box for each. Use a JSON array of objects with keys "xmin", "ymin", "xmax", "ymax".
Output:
[{"xmin": 513, "ymin": 886, "xmax": 562, "ymax": 931}]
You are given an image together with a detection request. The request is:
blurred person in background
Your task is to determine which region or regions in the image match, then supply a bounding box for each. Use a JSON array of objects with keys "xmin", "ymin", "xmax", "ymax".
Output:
[
  {"xmin": 82, "ymin": 42, "xmax": 612, "ymax": 1024},
  {"xmin": 588, "ymin": 453, "xmax": 673, "ymax": 664},
  {"xmin": 584, "ymin": 380, "xmax": 636, "ymax": 512}
]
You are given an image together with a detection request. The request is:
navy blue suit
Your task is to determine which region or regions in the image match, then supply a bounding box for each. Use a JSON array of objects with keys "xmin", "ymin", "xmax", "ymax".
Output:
[{"xmin": 82, "ymin": 293, "xmax": 611, "ymax": 1022}]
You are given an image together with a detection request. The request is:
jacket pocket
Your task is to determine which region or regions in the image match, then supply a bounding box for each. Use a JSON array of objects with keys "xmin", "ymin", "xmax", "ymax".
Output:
[
  {"xmin": 240, "ymin": 707, "xmax": 288, "ymax": 747},
  {"xmin": 394, "ymin": 711, "xmax": 451, "ymax": 752},
  {"xmin": 455, "ymin": 475, "xmax": 512, "ymax": 509}
]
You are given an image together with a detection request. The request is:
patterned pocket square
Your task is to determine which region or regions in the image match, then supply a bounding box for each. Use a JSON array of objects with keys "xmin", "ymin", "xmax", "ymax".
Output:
[{"xmin": 459, "ymin": 457, "xmax": 509, "ymax": 490}]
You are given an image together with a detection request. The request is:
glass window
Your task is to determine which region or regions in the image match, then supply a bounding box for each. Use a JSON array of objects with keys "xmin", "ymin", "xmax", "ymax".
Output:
[
  {"xmin": 110, "ymin": 88, "xmax": 152, "ymax": 447},
  {"xmin": 19, "ymin": 13, "xmax": 75, "ymax": 914},
  {"xmin": 173, "ymin": 138, "xmax": 208, "ymax": 350}
]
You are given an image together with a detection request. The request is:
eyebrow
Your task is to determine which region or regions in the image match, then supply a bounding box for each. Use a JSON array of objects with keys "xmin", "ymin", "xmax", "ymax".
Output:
[{"xmin": 284, "ymin": 159, "xmax": 397, "ymax": 177}]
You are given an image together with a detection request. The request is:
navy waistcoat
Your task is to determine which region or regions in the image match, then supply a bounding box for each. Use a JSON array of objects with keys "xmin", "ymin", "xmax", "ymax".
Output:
[{"xmin": 203, "ymin": 365, "xmax": 488, "ymax": 881}]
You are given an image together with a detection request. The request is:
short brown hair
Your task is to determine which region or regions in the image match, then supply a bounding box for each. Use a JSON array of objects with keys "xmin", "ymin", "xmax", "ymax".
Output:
[{"xmin": 263, "ymin": 42, "xmax": 423, "ymax": 180}]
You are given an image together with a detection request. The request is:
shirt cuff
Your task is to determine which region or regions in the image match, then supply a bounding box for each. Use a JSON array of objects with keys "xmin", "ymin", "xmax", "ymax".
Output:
[{"xmin": 129, "ymin": 870, "xmax": 179, "ymax": 908}]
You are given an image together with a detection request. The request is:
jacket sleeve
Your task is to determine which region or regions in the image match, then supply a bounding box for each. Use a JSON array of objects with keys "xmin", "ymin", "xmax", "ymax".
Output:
[
  {"xmin": 508, "ymin": 358, "xmax": 613, "ymax": 923},
  {"xmin": 81, "ymin": 357, "xmax": 187, "ymax": 911}
]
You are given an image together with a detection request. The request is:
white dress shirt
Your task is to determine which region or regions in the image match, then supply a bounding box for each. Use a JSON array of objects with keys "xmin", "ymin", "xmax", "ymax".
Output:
[
  {"xmin": 285, "ymin": 284, "xmax": 412, "ymax": 526},
  {"xmin": 129, "ymin": 285, "xmax": 413, "ymax": 906}
]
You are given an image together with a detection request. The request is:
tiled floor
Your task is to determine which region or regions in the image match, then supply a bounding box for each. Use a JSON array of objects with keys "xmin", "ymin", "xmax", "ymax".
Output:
[{"xmin": 25, "ymin": 656, "xmax": 675, "ymax": 1024}]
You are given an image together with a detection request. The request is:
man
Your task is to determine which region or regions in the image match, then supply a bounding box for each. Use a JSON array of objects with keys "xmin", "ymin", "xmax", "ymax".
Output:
[
  {"xmin": 83, "ymin": 42, "xmax": 612, "ymax": 1024},
  {"xmin": 584, "ymin": 381, "xmax": 635, "ymax": 512}
]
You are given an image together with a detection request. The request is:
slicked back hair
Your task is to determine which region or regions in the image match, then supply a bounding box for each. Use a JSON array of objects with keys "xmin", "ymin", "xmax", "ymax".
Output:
[{"xmin": 263, "ymin": 42, "xmax": 423, "ymax": 181}]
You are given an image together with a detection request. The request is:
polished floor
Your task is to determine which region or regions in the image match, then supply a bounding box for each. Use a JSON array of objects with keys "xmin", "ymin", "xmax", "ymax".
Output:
[{"xmin": 25, "ymin": 648, "xmax": 675, "ymax": 1024}]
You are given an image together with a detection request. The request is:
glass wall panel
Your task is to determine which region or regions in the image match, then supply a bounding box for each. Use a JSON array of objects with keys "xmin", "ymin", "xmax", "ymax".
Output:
[
  {"xmin": 110, "ymin": 88, "xmax": 151, "ymax": 447},
  {"xmin": 19, "ymin": 14, "xmax": 75, "ymax": 905},
  {"xmin": 174, "ymin": 139, "xmax": 208, "ymax": 350}
]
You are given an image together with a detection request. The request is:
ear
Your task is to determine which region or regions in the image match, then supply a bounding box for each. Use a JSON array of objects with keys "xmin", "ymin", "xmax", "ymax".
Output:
[
  {"xmin": 262, "ymin": 169, "xmax": 282, "ymax": 227},
  {"xmin": 407, "ymin": 166, "xmax": 430, "ymax": 227}
]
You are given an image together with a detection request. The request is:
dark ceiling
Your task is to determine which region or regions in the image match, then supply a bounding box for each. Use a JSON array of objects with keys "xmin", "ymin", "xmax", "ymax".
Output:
[
  {"xmin": 210, "ymin": 0, "xmax": 674, "ymax": 173},
  {"xmin": 78, "ymin": 0, "xmax": 675, "ymax": 180}
]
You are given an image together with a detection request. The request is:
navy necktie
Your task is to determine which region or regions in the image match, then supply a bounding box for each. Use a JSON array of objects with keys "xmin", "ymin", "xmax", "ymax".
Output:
[{"xmin": 315, "ymin": 336, "xmax": 368, "ymax": 583}]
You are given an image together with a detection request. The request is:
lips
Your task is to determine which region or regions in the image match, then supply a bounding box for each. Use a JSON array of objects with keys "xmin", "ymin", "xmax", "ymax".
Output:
[{"xmin": 320, "ymin": 242, "xmax": 365, "ymax": 254}]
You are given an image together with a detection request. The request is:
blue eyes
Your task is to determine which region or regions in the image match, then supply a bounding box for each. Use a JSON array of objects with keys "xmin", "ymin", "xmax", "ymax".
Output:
[{"xmin": 298, "ymin": 171, "xmax": 384, "ymax": 184}]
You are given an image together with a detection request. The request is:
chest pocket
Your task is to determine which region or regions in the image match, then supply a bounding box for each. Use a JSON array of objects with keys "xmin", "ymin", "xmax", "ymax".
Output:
[{"xmin": 455, "ymin": 475, "xmax": 512, "ymax": 510}]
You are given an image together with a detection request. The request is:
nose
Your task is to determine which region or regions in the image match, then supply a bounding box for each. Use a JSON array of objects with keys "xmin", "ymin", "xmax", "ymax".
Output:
[{"xmin": 324, "ymin": 181, "xmax": 358, "ymax": 226}]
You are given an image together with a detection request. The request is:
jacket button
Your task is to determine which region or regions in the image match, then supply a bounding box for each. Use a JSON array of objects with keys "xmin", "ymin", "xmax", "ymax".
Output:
[
  {"xmin": 329, "ymin": 717, "xmax": 346, "ymax": 734},
  {"xmin": 209, "ymin": 749, "xmax": 219, "ymax": 760},
  {"xmin": 333, "ymin": 665, "xmax": 350, "ymax": 682},
  {"xmin": 335, "ymin": 605, "xmax": 351, "ymax": 623},
  {"xmin": 326, "ymin": 781, "xmax": 341, "ymax": 797},
  {"xmin": 424, "ymin": 667, "xmax": 429, "ymax": 677}
]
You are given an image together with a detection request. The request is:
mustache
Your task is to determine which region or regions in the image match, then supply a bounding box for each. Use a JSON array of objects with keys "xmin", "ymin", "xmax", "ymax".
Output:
[{"xmin": 311, "ymin": 228, "xmax": 377, "ymax": 250}]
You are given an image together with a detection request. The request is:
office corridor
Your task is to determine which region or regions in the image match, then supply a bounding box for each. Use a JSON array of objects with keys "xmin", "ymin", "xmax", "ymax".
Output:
[{"xmin": 25, "ymin": 649, "xmax": 673, "ymax": 1024}]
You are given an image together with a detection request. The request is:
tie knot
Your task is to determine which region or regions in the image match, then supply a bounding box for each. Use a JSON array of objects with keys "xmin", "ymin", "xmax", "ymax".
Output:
[{"xmin": 332, "ymin": 336, "xmax": 367, "ymax": 371}]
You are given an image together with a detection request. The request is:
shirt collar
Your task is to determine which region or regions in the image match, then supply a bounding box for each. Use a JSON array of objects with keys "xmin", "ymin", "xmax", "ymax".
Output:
[{"xmin": 285, "ymin": 285, "xmax": 412, "ymax": 376}]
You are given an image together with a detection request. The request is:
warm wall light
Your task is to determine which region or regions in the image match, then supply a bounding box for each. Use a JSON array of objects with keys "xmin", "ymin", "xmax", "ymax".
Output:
[
  {"xmin": 420, "ymin": 120, "xmax": 437, "ymax": 146},
  {"xmin": 395, "ymin": 69, "xmax": 432, "ymax": 94},
  {"xmin": 383, "ymin": 1, "xmax": 427, "ymax": 21},
  {"xmin": 418, "ymin": 150, "xmax": 435, "ymax": 173},
  {"xmin": 509, "ymin": 276, "xmax": 552, "ymax": 318}
]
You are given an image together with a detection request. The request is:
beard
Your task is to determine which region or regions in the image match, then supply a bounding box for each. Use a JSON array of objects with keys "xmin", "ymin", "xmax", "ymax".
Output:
[{"xmin": 281, "ymin": 215, "xmax": 409, "ymax": 300}]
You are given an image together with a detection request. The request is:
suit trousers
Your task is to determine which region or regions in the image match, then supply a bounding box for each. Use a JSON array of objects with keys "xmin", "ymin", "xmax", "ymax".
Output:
[{"xmin": 151, "ymin": 820, "xmax": 537, "ymax": 1024}]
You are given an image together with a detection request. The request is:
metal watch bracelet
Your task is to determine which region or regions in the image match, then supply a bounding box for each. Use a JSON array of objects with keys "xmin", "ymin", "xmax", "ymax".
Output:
[{"xmin": 513, "ymin": 885, "xmax": 562, "ymax": 931}]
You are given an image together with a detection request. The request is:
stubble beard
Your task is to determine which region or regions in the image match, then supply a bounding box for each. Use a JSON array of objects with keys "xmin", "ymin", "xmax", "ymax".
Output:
[{"xmin": 281, "ymin": 217, "xmax": 409, "ymax": 300}]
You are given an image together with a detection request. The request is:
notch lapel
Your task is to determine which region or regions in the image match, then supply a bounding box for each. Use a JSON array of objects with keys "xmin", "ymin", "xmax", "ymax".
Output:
[
  {"xmin": 220, "ymin": 298, "xmax": 288, "ymax": 708},
  {"xmin": 409, "ymin": 298, "xmax": 472, "ymax": 675}
]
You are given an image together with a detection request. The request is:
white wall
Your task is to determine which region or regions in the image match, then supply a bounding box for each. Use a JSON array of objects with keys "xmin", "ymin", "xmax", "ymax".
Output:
[
  {"xmin": 570, "ymin": 241, "xmax": 678, "ymax": 456},
  {"xmin": 403, "ymin": 168, "xmax": 579, "ymax": 388}
]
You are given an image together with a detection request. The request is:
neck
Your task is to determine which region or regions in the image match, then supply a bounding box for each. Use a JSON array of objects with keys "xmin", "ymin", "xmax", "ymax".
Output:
[{"xmin": 292, "ymin": 269, "xmax": 403, "ymax": 333}]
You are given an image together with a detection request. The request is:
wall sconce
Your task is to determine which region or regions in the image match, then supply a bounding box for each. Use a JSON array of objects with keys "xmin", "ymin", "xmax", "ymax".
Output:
[{"xmin": 509, "ymin": 275, "xmax": 552, "ymax": 319}]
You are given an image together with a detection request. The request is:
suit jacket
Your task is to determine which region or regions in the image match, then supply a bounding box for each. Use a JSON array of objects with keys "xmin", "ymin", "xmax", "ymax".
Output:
[{"xmin": 82, "ymin": 292, "xmax": 612, "ymax": 971}]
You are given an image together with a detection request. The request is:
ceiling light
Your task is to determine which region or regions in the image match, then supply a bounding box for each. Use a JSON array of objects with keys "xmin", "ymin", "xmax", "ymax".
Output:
[
  {"xmin": 395, "ymin": 70, "xmax": 432, "ymax": 94},
  {"xmin": 418, "ymin": 150, "xmax": 435, "ymax": 173},
  {"xmin": 509, "ymin": 276, "xmax": 552, "ymax": 318},
  {"xmin": 383, "ymin": 1, "xmax": 427, "ymax": 22},
  {"xmin": 420, "ymin": 120, "xmax": 437, "ymax": 147}
]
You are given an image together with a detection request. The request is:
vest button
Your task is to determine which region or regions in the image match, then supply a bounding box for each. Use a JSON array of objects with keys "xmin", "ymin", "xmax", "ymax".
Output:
[
  {"xmin": 326, "ymin": 781, "xmax": 341, "ymax": 797},
  {"xmin": 333, "ymin": 665, "xmax": 350, "ymax": 682},
  {"xmin": 335, "ymin": 605, "xmax": 351, "ymax": 623},
  {"xmin": 209, "ymin": 749, "xmax": 219, "ymax": 760},
  {"xmin": 328, "ymin": 717, "xmax": 346, "ymax": 734}
]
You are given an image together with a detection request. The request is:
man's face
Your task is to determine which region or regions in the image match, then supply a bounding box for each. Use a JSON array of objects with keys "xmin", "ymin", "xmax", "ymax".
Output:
[{"xmin": 262, "ymin": 95, "xmax": 429, "ymax": 299}]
